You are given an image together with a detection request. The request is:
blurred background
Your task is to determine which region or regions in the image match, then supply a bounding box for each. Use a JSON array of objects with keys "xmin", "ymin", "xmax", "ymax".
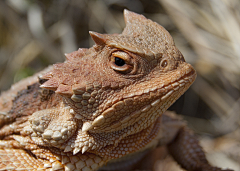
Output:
[{"xmin": 0, "ymin": 0, "xmax": 239, "ymax": 170}]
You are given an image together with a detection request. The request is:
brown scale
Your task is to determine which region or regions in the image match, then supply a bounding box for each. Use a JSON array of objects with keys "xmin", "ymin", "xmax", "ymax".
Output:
[{"xmin": 0, "ymin": 82, "xmax": 62, "ymax": 138}]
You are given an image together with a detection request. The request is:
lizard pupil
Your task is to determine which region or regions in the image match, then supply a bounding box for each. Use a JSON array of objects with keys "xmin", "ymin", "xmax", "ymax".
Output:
[{"xmin": 115, "ymin": 57, "xmax": 125, "ymax": 66}]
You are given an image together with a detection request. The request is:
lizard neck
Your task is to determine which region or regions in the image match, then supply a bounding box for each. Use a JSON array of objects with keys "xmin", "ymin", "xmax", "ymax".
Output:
[{"xmin": 93, "ymin": 116, "xmax": 163, "ymax": 160}]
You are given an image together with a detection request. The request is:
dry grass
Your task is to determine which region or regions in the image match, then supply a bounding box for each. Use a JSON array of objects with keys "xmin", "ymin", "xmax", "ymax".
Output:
[
  {"xmin": 158, "ymin": 1, "xmax": 240, "ymax": 169},
  {"xmin": 0, "ymin": 0, "xmax": 239, "ymax": 170}
]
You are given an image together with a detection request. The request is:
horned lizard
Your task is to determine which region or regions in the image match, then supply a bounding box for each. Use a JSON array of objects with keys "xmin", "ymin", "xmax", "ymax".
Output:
[{"xmin": 0, "ymin": 10, "xmax": 233, "ymax": 171}]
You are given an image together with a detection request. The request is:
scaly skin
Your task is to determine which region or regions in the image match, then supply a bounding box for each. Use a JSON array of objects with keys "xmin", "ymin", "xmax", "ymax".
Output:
[{"xmin": 0, "ymin": 10, "xmax": 233, "ymax": 171}]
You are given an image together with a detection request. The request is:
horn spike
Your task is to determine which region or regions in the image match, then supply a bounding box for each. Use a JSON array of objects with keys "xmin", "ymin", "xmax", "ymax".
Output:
[
  {"xmin": 73, "ymin": 147, "xmax": 81, "ymax": 155},
  {"xmin": 40, "ymin": 79, "xmax": 59, "ymax": 91},
  {"xmin": 40, "ymin": 72, "xmax": 53, "ymax": 80},
  {"xmin": 82, "ymin": 121, "xmax": 93, "ymax": 132},
  {"xmin": 81, "ymin": 146, "xmax": 89, "ymax": 154},
  {"xmin": 92, "ymin": 115, "xmax": 105, "ymax": 127},
  {"xmin": 55, "ymin": 84, "xmax": 72, "ymax": 96},
  {"xmin": 123, "ymin": 9, "xmax": 131, "ymax": 24},
  {"xmin": 123, "ymin": 9, "xmax": 146, "ymax": 25},
  {"xmin": 89, "ymin": 31, "xmax": 107, "ymax": 46}
]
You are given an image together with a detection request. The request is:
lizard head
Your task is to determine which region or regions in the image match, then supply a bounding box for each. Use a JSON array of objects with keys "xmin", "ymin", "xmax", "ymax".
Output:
[{"xmin": 41, "ymin": 10, "xmax": 196, "ymax": 135}]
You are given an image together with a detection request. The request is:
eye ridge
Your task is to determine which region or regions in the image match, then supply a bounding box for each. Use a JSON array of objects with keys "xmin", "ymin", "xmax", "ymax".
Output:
[{"xmin": 114, "ymin": 57, "xmax": 126, "ymax": 66}]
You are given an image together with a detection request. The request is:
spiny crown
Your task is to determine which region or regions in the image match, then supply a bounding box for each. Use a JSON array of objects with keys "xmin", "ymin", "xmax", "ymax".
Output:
[
  {"xmin": 90, "ymin": 9, "xmax": 175, "ymax": 61},
  {"xmin": 41, "ymin": 9, "xmax": 178, "ymax": 96}
]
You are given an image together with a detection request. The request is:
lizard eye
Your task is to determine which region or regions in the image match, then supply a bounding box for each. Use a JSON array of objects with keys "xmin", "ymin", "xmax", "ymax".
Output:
[
  {"xmin": 110, "ymin": 51, "xmax": 133, "ymax": 73},
  {"xmin": 114, "ymin": 57, "xmax": 125, "ymax": 66}
]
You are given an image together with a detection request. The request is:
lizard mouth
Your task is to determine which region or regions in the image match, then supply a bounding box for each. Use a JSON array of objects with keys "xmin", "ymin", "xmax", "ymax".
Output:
[{"xmin": 90, "ymin": 63, "xmax": 196, "ymax": 133}]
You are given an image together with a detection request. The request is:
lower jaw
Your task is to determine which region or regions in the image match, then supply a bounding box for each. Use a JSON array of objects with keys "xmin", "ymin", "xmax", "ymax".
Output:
[{"xmin": 98, "ymin": 116, "xmax": 163, "ymax": 160}]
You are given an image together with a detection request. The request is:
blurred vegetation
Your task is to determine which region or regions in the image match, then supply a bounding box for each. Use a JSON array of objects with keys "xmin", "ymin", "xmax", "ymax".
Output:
[{"xmin": 0, "ymin": 0, "xmax": 239, "ymax": 170}]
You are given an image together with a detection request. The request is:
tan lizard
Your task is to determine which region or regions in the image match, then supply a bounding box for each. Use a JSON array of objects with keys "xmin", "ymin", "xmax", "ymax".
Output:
[{"xmin": 0, "ymin": 10, "xmax": 233, "ymax": 171}]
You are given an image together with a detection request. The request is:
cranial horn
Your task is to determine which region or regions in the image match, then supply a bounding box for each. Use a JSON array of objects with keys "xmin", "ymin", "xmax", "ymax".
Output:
[
  {"xmin": 89, "ymin": 31, "xmax": 107, "ymax": 46},
  {"xmin": 123, "ymin": 9, "xmax": 147, "ymax": 25}
]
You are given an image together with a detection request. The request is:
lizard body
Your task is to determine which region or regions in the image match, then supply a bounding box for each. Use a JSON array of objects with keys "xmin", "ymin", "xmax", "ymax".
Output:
[{"xmin": 0, "ymin": 10, "xmax": 233, "ymax": 171}]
